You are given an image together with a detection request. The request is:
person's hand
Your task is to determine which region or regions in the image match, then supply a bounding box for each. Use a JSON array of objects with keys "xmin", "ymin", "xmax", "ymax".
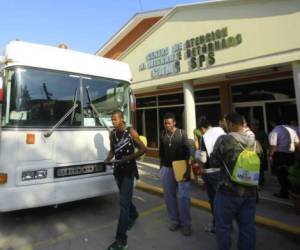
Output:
[
  {"xmin": 120, "ymin": 156, "xmax": 130, "ymax": 164},
  {"xmin": 182, "ymin": 167, "xmax": 191, "ymax": 182},
  {"xmin": 104, "ymin": 159, "xmax": 111, "ymax": 164}
]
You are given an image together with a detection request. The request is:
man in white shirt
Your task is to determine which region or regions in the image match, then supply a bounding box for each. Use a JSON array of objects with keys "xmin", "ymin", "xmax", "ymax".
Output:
[
  {"xmin": 196, "ymin": 116, "xmax": 225, "ymax": 233},
  {"xmin": 269, "ymin": 123, "xmax": 299, "ymax": 198}
]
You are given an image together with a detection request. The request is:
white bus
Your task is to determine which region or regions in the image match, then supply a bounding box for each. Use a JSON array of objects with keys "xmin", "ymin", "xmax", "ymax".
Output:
[{"xmin": 0, "ymin": 41, "xmax": 134, "ymax": 212}]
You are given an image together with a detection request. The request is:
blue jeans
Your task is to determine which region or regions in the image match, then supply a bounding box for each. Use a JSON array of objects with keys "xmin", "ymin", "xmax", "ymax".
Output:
[
  {"xmin": 160, "ymin": 166, "xmax": 191, "ymax": 226},
  {"xmin": 115, "ymin": 175, "xmax": 138, "ymax": 242},
  {"xmin": 202, "ymin": 171, "xmax": 220, "ymax": 226},
  {"xmin": 214, "ymin": 192, "xmax": 256, "ymax": 250}
]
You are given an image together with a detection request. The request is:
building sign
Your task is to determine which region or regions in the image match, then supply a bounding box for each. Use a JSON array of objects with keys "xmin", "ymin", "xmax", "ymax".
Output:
[{"xmin": 138, "ymin": 27, "xmax": 242, "ymax": 79}]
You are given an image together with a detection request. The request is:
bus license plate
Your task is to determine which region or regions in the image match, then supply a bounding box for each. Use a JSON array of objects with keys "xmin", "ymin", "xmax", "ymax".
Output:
[{"xmin": 54, "ymin": 163, "xmax": 106, "ymax": 178}]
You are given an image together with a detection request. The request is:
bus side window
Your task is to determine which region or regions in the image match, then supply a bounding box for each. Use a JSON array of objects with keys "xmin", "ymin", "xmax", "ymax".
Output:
[
  {"xmin": 8, "ymin": 73, "xmax": 28, "ymax": 122},
  {"xmin": 9, "ymin": 73, "xmax": 16, "ymax": 111}
]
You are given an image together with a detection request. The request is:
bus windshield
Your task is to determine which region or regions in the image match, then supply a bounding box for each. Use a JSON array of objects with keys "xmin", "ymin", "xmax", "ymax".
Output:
[{"xmin": 2, "ymin": 67, "xmax": 131, "ymax": 127}]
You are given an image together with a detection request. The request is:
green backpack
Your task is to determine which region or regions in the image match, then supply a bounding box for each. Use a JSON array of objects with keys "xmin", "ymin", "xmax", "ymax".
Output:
[{"xmin": 225, "ymin": 140, "xmax": 260, "ymax": 186}]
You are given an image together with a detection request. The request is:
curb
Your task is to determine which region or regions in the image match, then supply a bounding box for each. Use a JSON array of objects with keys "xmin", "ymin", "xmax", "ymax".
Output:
[{"xmin": 136, "ymin": 180, "xmax": 300, "ymax": 236}]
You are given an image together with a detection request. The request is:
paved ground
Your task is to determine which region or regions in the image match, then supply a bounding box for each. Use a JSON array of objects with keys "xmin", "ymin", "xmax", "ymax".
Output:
[
  {"xmin": 137, "ymin": 157, "xmax": 300, "ymax": 230},
  {"xmin": 0, "ymin": 158, "xmax": 299, "ymax": 250},
  {"xmin": 0, "ymin": 189, "xmax": 299, "ymax": 250}
]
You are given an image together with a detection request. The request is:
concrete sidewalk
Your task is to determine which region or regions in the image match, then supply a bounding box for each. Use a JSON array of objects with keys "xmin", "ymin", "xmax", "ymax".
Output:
[{"xmin": 136, "ymin": 157, "xmax": 300, "ymax": 236}]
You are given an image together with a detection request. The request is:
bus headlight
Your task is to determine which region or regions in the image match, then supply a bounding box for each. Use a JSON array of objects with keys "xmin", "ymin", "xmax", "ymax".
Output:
[{"xmin": 22, "ymin": 170, "xmax": 48, "ymax": 181}]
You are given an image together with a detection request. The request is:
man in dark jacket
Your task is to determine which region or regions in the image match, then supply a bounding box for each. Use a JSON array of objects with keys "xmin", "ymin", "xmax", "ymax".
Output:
[
  {"xmin": 105, "ymin": 110, "xmax": 147, "ymax": 250},
  {"xmin": 210, "ymin": 112, "xmax": 261, "ymax": 250},
  {"xmin": 159, "ymin": 112, "xmax": 192, "ymax": 236}
]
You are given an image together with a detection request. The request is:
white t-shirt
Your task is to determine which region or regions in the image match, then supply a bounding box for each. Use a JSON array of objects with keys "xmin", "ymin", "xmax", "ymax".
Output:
[
  {"xmin": 269, "ymin": 125, "xmax": 299, "ymax": 152},
  {"xmin": 203, "ymin": 127, "xmax": 226, "ymax": 156}
]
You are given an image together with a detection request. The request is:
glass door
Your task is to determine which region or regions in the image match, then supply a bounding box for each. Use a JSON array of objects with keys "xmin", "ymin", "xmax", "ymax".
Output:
[{"xmin": 233, "ymin": 104, "xmax": 267, "ymax": 133}]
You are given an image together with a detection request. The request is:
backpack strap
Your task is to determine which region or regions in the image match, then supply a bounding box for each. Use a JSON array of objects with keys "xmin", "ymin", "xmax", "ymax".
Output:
[
  {"xmin": 231, "ymin": 134, "xmax": 256, "ymax": 152},
  {"xmin": 221, "ymin": 158, "xmax": 232, "ymax": 179},
  {"xmin": 238, "ymin": 142, "xmax": 244, "ymax": 150},
  {"xmin": 222, "ymin": 135, "xmax": 245, "ymax": 179},
  {"xmin": 238, "ymin": 140, "xmax": 257, "ymax": 151}
]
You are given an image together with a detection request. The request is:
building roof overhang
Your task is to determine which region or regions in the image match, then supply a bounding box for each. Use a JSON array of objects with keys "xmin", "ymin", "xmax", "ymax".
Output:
[
  {"xmin": 96, "ymin": 8, "xmax": 171, "ymax": 58},
  {"xmin": 96, "ymin": 0, "xmax": 229, "ymax": 59}
]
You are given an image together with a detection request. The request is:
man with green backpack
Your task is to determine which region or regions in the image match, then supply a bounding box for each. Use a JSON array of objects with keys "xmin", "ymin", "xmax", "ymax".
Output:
[{"xmin": 210, "ymin": 112, "xmax": 262, "ymax": 250}]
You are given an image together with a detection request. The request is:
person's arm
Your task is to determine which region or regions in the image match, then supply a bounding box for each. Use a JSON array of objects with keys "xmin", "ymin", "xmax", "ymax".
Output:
[
  {"xmin": 182, "ymin": 130, "xmax": 192, "ymax": 181},
  {"xmin": 194, "ymin": 139, "xmax": 200, "ymax": 151},
  {"xmin": 197, "ymin": 137, "xmax": 207, "ymax": 168},
  {"xmin": 105, "ymin": 150, "xmax": 114, "ymax": 162},
  {"xmin": 194, "ymin": 129, "xmax": 200, "ymax": 150},
  {"xmin": 159, "ymin": 131, "xmax": 164, "ymax": 168},
  {"xmin": 120, "ymin": 128, "xmax": 147, "ymax": 162},
  {"xmin": 104, "ymin": 132, "xmax": 114, "ymax": 162},
  {"xmin": 293, "ymin": 132, "xmax": 299, "ymax": 151},
  {"xmin": 268, "ymin": 131, "xmax": 277, "ymax": 159}
]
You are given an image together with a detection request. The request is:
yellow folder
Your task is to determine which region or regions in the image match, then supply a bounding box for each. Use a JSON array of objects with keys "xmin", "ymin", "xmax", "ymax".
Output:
[{"xmin": 172, "ymin": 160, "xmax": 195, "ymax": 182}]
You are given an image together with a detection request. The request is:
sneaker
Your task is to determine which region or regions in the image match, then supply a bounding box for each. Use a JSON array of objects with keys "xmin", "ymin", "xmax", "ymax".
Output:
[
  {"xmin": 168, "ymin": 223, "xmax": 180, "ymax": 231},
  {"xmin": 182, "ymin": 226, "xmax": 192, "ymax": 236},
  {"xmin": 107, "ymin": 240, "xmax": 128, "ymax": 250},
  {"xmin": 204, "ymin": 223, "xmax": 216, "ymax": 233}
]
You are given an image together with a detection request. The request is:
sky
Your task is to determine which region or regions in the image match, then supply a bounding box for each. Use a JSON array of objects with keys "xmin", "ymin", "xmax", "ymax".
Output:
[{"xmin": 0, "ymin": 0, "xmax": 204, "ymax": 55}]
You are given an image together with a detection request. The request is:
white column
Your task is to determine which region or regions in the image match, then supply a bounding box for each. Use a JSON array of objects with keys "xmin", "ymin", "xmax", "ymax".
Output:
[
  {"xmin": 292, "ymin": 61, "xmax": 300, "ymax": 129},
  {"xmin": 183, "ymin": 81, "xmax": 196, "ymax": 139}
]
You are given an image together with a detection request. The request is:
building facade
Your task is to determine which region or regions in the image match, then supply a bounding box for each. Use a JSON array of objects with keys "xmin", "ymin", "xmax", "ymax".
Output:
[{"xmin": 97, "ymin": 0, "xmax": 300, "ymax": 157}]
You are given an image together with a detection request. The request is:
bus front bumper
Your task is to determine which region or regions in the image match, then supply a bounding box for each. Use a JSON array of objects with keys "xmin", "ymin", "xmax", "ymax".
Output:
[{"xmin": 0, "ymin": 174, "xmax": 118, "ymax": 212}]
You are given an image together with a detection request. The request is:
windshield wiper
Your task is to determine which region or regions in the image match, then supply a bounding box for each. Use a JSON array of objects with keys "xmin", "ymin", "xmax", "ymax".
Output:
[
  {"xmin": 43, "ymin": 103, "xmax": 78, "ymax": 138},
  {"xmin": 44, "ymin": 87, "xmax": 79, "ymax": 138},
  {"xmin": 70, "ymin": 88, "xmax": 78, "ymax": 125},
  {"xmin": 86, "ymin": 87, "xmax": 111, "ymax": 132}
]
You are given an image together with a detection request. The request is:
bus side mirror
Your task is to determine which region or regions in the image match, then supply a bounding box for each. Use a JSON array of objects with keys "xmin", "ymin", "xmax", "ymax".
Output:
[
  {"xmin": 0, "ymin": 76, "xmax": 4, "ymax": 103},
  {"xmin": 129, "ymin": 90, "xmax": 136, "ymax": 112}
]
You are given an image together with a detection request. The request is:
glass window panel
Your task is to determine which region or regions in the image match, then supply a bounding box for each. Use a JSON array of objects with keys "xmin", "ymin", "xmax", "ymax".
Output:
[
  {"xmin": 145, "ymin": 109, "xmax": 158, "ymax": 148},
  {"xmin": 231, "ymin": 79, "xmax": 295, "ymax": 103},
  {"xmin": 196, "ymin": 104, "xmax": 221, "ymax": 126},
  {"xmin": 2, "ymin": 67, "xmax": 131, "ymax": 128},
  {"xmin": 158, "ymin": 93, "xmax": 183, "ymax": 106},
  {"xmin": 136, "ymin": 109, "xmax": 158, "ymax": 148},
  {"xmin": 5, "ymin": 67, "xmax": 81, "ymax": 127},
  {"xmin": 136, "ymin": 110, "xmax": 143, "ymax": 135},
  {"xmin": 82, "ymin": 78, "xmax": 130, "ymax": 127},
  {"xmin": 235, "ymin": 106, "xmax": 264, "ymax": 131},
  {"xmin": 265, "ymin": 101, "xmax": 297, "ymax": 132},
  {"xmin": 136, "ymin": 96, "xmax": 157, "ymax": 108},
  {"xmin": 194, "ymin": 88, "xmax": 220, "ymax": 103}
]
